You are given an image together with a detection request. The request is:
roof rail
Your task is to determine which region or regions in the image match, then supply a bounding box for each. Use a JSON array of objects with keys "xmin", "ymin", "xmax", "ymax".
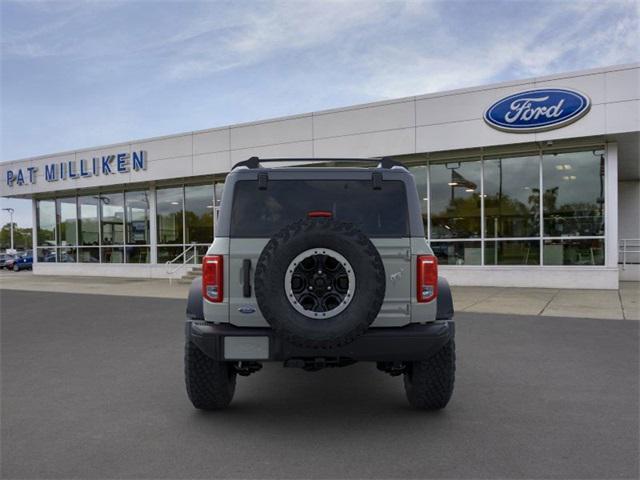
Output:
[{"xmin": 232, "ymin": 156, "xmax": 406, "ymax": 170}]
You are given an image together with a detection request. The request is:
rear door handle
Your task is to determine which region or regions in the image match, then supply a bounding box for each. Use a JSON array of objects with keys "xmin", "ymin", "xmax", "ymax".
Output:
[{"xmin": 242, "ymin": 259, "xmax": 252, "ymax": 297}]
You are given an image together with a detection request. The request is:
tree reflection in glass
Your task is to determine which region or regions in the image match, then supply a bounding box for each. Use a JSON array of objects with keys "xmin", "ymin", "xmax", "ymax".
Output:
[
  {"xmin": 542, "ymin": 150, "xmax": 605, "ymax": 237},
  {"xmin": 430, "ymin": 160, "xmax": 481, "ymax": 239},
  {"xmin": 484, "ymin": 155, "xmax": 540, "ymax": 238},
  {"xmin": 185, "ymin": 184, "xmax": 214, "ymax": 244},
  {"xmin": 156, "ymin": 187, "xmax": 184, "ymax": 244},
  {"xmin": 36, "ymin": 200, "xmax": 56, "ymax": 246}
]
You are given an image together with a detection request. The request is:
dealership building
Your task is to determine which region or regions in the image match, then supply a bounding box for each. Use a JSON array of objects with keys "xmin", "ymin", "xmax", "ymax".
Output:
[{"xmin": 1, "ymin": 63, "xmax": 638, "ymax": 289}]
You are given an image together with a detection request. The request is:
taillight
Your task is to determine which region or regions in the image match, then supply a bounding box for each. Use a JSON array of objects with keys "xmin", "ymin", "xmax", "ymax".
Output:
[
  {"xmin": 417, "ymin": 255, "xmax": 438, "ymax": 302},
  {"xmin": 202, "ymin": 255, "xmax": 223, "ymax": 302},
  {"xmin": 307, "ymin": 210, "xmax": 332, "ymax": 218}
]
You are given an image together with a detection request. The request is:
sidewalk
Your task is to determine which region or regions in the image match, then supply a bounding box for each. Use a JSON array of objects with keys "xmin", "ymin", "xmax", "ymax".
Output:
[
  {"xmin": 0, "ymin": 270, "xmax": 191, "ymax": 300},
  {"xmin": 1, "ymin": 271, "xmax": 638, "ymax": 320},
  {"xmin": 452, "ymin": 283, "xmax": 639, "ymax": 320}
]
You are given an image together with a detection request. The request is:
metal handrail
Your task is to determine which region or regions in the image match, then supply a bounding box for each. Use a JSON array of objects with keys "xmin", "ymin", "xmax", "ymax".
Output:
[
  {"xmin": 166, "ymin": 243, "xmax": 198, "ymax": 281},
  {"xmin": 619, "ymin": 238, "xmax": 640, "ymax": 270}
]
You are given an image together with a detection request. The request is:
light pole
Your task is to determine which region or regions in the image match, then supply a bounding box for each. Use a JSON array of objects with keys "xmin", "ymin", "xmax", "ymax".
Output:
[{"xmin": 2, "ymin": 207, "xmax": 15, "ymax": 251}]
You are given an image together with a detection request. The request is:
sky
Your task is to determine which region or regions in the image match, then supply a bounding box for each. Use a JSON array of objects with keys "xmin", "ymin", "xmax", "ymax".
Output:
[{"xmin": 1, "ymin": 0, "xmax": 639, "ymax": 227}]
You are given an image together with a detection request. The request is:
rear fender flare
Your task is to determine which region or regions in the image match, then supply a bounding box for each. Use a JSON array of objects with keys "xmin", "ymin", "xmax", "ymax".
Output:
[
  {"xmin": 436, "ymin": 277, "xmax": 454, "ymax": 320},
  {"xmin": 186, "ymin": 277, "xmax": 204, "ymax": 320}
]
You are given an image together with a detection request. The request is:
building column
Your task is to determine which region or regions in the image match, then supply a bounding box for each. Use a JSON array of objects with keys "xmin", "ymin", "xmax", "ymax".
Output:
[
  {"xmin": 605, "ymin": 142, "xmax": 619, "ymax": 273},
  {"xmin": 149, "ymin": 185, "xmax": 158, "ymax": 264},
  {"xmin": 31, "ymin": 198, "xmax": 37, "ymax": 266}
]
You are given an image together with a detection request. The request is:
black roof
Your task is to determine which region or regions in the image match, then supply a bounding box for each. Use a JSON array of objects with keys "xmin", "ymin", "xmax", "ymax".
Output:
[{"xmin": 232, "ymin": 156, "xmax": 406, "ymax": 170}]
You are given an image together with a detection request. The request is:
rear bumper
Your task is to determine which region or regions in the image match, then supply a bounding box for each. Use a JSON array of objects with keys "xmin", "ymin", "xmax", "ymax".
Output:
[{"xmin": 186, "ymin": 320, "xmax": 454, "ymax": 362}]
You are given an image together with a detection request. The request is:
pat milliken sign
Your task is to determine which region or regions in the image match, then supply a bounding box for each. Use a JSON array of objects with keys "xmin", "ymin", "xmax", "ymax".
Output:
[
  {"xmin": 484, "ymin": 88, "xmax": 591, "ymax": 133},
  {"xmin": 5, "ymin": 150, "xmax": 147, "ymax": 187}
]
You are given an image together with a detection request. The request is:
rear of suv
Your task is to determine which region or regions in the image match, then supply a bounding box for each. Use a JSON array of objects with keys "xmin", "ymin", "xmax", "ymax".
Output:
[{"xmin": 185, "ymin": 157, "xmax": 455, "ymax": 410}]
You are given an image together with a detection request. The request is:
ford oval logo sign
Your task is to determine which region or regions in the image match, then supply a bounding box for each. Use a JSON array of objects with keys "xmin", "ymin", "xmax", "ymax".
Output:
[{"xmin": 484, "ymin": 88, "xmax": 591, "ymax": 133}]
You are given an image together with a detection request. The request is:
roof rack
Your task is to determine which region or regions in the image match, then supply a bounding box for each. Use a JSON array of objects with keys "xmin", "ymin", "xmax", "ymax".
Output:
[{"xmin": 232, "ymin": 156, "xmax": 406, "ymax": 170}]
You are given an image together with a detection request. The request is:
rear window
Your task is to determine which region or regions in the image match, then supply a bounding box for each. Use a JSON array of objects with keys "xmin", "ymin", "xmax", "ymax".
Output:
[{"xmin": 230, "ymin": 179, "xmax": 409, "ymax": 238}]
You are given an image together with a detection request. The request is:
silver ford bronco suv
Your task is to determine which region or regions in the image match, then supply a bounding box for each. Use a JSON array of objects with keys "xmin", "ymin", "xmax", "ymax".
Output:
[{"xmin": 185, "ymin": 157, "xmax": 455, "ymax": 410}]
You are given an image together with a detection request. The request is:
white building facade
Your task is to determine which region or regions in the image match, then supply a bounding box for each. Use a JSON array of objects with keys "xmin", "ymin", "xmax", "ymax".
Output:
[{"xmin": 1, "ymin": 63, "xmax": 639, "ymax": 289}]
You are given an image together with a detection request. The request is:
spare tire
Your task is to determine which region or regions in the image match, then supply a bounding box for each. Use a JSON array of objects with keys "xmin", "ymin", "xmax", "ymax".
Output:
[{"xmin": 254, "ymin": 218, "xmax": 386, "ymax": 349}]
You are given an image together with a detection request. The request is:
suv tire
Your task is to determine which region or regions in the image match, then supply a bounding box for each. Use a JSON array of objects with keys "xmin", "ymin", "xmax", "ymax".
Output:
[
  {"xmin": 184, "ymin": 341, "xmax": 236, "ymax": 410},
  {"xmin": 403, "ymin": 339, "xmax": 456, "ymax": 409},
  {"xmin": 254, "ymin": 218, "xmax": 386, "ymax": 349}
]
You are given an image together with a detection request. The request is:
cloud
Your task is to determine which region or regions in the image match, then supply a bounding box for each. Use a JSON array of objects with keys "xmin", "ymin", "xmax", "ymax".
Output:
[
  {"xmin": 1, "ymin": 1, "xmax": 121, "ymax": 58},
  {"xmin": 1, "ymin": 0, "xmax": 638, "ymax": 164},
  {"xmin": 163, "ymin": 1, "xmax": 401, "ymax": 80},
  {"xmin": 352, "ymin": 0, "xmax": 640, "ymax": 99},
  {"xmin": 157, "ymin": 0, "xmax": 640, "ymax": 95},
  {"xmin": 3, "ymin": 0, "xmax": 637, "ymax": 92}
]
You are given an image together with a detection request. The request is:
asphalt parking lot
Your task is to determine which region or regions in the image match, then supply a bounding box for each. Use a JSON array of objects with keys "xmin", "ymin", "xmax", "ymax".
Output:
[{"xmin": 1, "ymin": 290, "xmax": 638, "ymax": 479}]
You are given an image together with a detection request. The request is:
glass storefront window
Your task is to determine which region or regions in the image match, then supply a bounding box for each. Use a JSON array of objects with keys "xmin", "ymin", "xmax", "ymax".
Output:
[
  {"xmin": 37, "ymin": 247, "xmax": 56, "ymax": 262},
  {"xmin": 29, "ymin": 149, "xmax": 607, "ymax": 270},
  {"xmin": 484, "ymin": 155, "xmax": 540, "ymax": 238},
  {"xmin": 78, "ymin": 247, "xmax": 99, "ymax": 263},
  {"xmin": 56, "ymin": 197, "xmax": 77, "ymax": 246},
  {"xmin": 195, "ymin": 245, "xmax": 209, "ymax": 264},
  {"xmin": 542, "ymin": 150, "xmax": 605, "ymax": 237},
  {"xmin": 125, "ymin": 190, "xmax": 150, "ymax": 245},
  {"xmin": 37, "ymin": 200, "xmax": 56, "ymax": 246},
  {"xmin": 158, "ymin": 245, "xmax": 183, "ymax": 264},
  {"xmin": 101, "ymin": 193, "xmax": 124, "ymax": 245},
  {"xmin": 126, "ymin": 246, "xmax": 150, "ymax": 263},
  {"xmin": 430, "ymin": 160, "xmax": 481, "ymax": 239},
  {"xmin": 409, "ymin": 165, "xmax": 429, "ymax": 235},
  {"xmin": 34, "ymin": 191, "xmax": 155, "ymax": 264},
  {"xmin": 431, "ymin": 241, "xmax": 481, "ymax": 265},
  {"xmin": 214, "ymin": 182, "xmax": 225, "ymax": 207},
  {"xmin": 101, "ymin": 247, "xmax": 124, "ymax": 263},
  {"xmin": 485, "ymin": 240, "xmax": 540, "ymax": 265},
  {"xmin": 157, "ymin": 187, "xmax": 184, "ymax": 244},
  {"xmin": 543, "ymin": 238, "xmax": 604, "ymax": 265},
  {"xmin": 58, "ymin": 247, "xmax": 76, "ymax": 263},
  {"xmin": 185, "ymin": 184, "xmax": 214, "ymax": 244},
  {"xmin": 78, "ymin": 196, "xmax": 99, "ymax": 246}
]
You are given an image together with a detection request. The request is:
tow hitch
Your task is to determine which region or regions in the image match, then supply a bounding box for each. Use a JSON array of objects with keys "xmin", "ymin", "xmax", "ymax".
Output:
[
  {"xmin": 234, "ymin": 361, "xmax": 262, "ymax": 376},
  {"xmin": 284, "ymin": 358, "xmax": 356, "ymax": 371}
]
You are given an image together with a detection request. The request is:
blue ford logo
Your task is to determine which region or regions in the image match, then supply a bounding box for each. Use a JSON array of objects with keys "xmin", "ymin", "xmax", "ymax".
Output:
[
  {"xmin": 238, "ymin": 305, "xmax": 256, "ymax": 314},
  {"xmin": 484, "ymin": 88, "xmax": 590, "ymax": 133}
]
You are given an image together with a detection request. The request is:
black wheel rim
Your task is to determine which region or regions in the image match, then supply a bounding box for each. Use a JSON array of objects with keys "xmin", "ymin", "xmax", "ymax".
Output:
[{"xmin": 285, "ymin": 248, "xmax": 355, "ymax": 319}]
